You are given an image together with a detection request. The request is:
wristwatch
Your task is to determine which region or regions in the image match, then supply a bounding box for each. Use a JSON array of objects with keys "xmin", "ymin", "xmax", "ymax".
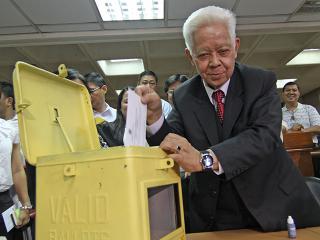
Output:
[{"xmin": 200, "ymin": 150, "xmax": 214, "ymax": 171}]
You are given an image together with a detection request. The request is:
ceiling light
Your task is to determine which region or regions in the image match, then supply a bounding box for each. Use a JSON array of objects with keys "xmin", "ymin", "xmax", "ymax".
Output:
[
  {"xmin": 286, "ymin": 49, "xmax": 320, "ymax": 65},
  {"xmin": 97, "ymin": 58, "xmax": 145, "ymax": 76},
  {"xmin": 95, "ymin": 0, "xmax": 164, "ymax": 21},
  {"xmin": 110, "ymin": 58, "xmax": 141, "ymax": 63},
  {"xmin": 276, "ymin": 79, "xmax": 297, "ymax": 89}
]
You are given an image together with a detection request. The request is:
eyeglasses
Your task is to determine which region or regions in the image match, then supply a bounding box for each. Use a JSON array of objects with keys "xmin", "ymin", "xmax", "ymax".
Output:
[{"xmin": 88, "ymin": 86, "xmax": 102, "ymax": 94}]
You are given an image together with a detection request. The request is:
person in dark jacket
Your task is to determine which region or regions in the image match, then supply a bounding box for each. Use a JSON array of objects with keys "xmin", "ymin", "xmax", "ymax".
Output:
[{"xmin": 136, "ymin": 5, "xmax": 320, "ymax": 233}]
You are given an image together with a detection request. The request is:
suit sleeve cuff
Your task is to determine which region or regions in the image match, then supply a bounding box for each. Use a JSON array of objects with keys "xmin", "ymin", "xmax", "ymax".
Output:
[{"xmin": 208, "ymin": 149, "xmax": 224, "ymax": 175}]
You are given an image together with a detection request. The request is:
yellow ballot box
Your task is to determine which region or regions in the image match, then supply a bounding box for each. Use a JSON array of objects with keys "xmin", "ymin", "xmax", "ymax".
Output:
[{"xmin": 13, "ymin": 62, "xmax": 186, "ymax": 240}]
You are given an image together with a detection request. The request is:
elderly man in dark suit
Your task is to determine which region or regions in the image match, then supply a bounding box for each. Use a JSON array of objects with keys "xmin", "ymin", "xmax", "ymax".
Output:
[{"xmin": 136, "ymin": 5, "xmax": 320, "ymax": 233}]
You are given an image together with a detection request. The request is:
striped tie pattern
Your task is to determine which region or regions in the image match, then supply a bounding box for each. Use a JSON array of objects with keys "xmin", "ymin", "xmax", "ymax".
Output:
[{"xmin": 213, "ymin": 90, "xmax": 225, "ymax": 122}]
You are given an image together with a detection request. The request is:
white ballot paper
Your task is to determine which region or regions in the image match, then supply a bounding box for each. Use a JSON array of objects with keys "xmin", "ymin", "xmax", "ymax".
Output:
[
  {"xmin": 1, "ymin": 205, "xmax": 15, "ymax": 232},
  {"xmin": 123, "ymin": 89, "xmax": 147, "ymax": 146}
]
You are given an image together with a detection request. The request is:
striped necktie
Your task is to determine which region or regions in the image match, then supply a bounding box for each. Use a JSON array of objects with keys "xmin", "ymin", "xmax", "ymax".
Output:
[{"xmin": 212, "ymin": 90, "xmax": 225, "ymax": 122}]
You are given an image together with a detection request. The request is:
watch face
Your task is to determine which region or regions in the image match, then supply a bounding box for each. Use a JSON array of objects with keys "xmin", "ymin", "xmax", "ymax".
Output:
[{"xmin": 202, "ymin": 154, "xmax": 213, "ymax": 168}]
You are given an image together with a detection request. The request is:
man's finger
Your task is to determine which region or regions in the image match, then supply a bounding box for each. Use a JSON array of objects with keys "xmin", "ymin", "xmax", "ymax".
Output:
[
  {"xmin": 168, "ymin": 153, "xmax": 183, "ymax": 164},
  {"xmin": 160, "ymin": 140, "xmax": 182, "ymax": 154}
]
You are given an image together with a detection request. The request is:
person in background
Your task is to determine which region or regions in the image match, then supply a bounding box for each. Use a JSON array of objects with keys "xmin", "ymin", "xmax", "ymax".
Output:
[
  {"xmin": 96, "ymin": 86, "xmax": 134, "ymax": 147},
  {"xmin": 164, "ymin": 74, "xmax": 190, "ymax": 231},
  {"xmin": 0, "ymin": 82, "xmax": 16, "ymax": 122},
  {"xmin": 0, "ymin": 82, "xmax": 34, "ymax": 240},
  {"xmin": 85, "ymin": 72, "xmax": 117, "ymax": 122},
  {"xmin": 54, "ymin": 67, "xmax": 85, "ymax": 85},
  {"xmin": 0, "ymin": 86, "xmax": 31, "ymax": 239},
  {"xmin": 164, "ymin": 74, "xmax": 188, "ymax": 105},
  {"xmin": 136, "ymin": 5, "xmax": 320, "ymax": 233},
  {"xmin": 282, "ymin": 81, "xmax": 320, "ymax": 144},
  {"xmin": 65, "ymin": 68, "xmax": 85, "ymax": 85},
  {"xmin": 137, "ymin": 70, "xmax": 172, "ymax": 118}
]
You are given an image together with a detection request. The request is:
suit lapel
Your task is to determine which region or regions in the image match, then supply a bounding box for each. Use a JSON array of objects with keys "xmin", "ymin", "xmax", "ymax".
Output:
[
  {"xmin": 190, "ymin": 76, "xmax": 220, "ymax": 146},
  {"xmin": 223, "ymin": 67, "xmax": 244, "ymax": 139}
]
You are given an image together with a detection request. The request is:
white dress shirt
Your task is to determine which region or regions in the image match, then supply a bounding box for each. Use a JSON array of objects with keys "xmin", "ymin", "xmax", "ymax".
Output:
[
  {"xmin": 94, "ymin": 102, "xmax": 117, "ymax": 122},
  {"xmin": 0, "ymin": 118, "xmax": 19, "ymax": 192}
]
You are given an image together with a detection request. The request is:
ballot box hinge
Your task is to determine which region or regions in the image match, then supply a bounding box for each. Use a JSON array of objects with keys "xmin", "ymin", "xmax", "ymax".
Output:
[{"xmin": 16, "ymin": 102, "xmax": 31, "ymax": 113}]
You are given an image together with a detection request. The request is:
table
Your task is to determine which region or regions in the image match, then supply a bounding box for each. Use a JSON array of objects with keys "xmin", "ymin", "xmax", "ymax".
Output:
[
  {"xmin": 283, "ymin": 132, "xmax": 315, "ymax": 176},
  {"xmin": 186, "ymin": 227, "xmax": 320, "ymax": 240},
  {"xmin": 287, "ymin": 148, "xmax": 314, "ymax": 176},
  {"xmin": 311, "ymin": 149, "xmax": 320, "ymax": 177}
]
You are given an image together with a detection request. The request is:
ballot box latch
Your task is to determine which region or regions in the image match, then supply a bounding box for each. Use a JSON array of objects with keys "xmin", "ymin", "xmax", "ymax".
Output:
[
  {"xmin": 64, "ymin": 164, "xmax": 76, "ymax": 177},
  {"xmin": 156, "ymin": 158, "xmax": 174, "ymax": 170}
]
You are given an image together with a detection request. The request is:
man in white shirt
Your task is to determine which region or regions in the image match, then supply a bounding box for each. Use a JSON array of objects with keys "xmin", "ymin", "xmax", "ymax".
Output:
[
  {"xmin": 0, "ymin": 82, "xmax": 15, "ymax": 121},
  {"xmin": 137, "ymin": 70, "xmax": 172, "ymax": 118},
  {"xmin": 282, "ymin": 81, "xmax": 320, "ymax": 143},
  {"xmin": 0, "ymin": 82, "xmax": 25, "ymax": 165},
  {"xmin": 0, "ymin": 83, "xmax": 31, "ymax": 239},
  {"xmin": 85, "ymin": 72, "xmax": 117, "ymax": 122}
]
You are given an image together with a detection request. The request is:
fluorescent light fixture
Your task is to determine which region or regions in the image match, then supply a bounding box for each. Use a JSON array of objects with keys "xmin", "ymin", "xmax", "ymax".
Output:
[
  {"xmin": 276, "ymin": 79, "xmax": 297, "ymax": 89},
  {"xmin": 110, "ymin": 58, "xmax": 141, "ymax": 63},
  {"xmin": 286, "ymin": 49, "xmax": 320, "ymax": 65},
  {"xmin": 95, "ymin": 0, "xmax": 164, "ymax": 21},
  {"xmin": 97, "ymin": 58, "xmax": 145, "ymax": 76}
]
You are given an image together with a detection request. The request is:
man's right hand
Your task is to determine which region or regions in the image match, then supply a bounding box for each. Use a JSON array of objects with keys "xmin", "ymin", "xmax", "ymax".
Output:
[{"xmin": 135, "ymin": 85, "xmax": 163, "ymax": 125}]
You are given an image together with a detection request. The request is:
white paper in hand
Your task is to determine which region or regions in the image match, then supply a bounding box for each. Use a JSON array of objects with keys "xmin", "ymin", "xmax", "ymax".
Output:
[
  {"xmin": 1, "ymin": 205, "xmax": 15, "ymax": 232},
  {"xmin": 123, "ymin": 89, "xmax": 147, "ymax": 146}
]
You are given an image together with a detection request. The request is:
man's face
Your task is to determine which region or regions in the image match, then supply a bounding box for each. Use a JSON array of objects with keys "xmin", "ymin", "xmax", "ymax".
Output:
[
  {"xmin": 282, "ymin": 84, "xmax": 300, "ymax": 104},
  {"xmin": 87, "ymin": 82, "xmax": 107, "ymax": 110},
  {"xmin": 185, "ymin": 23, "xmax": 240, "ymax": 89},
  {"xmin": 0, "ymin": 92, "xmax": 8, "ymax": 119},
  {"xmin": 121, "ymin": 91, "xmax": 129, "ymax": 118},
  {"xmin": 139, "ymin": 75, "xmax": 157, "ymax": 90}
]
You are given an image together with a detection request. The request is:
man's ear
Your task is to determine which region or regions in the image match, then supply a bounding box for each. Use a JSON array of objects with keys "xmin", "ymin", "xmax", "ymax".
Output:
[
  {"xmin": 185, "ymin": 48, "xmax": 195, "ymax": 66},
  {"xmin": 6, "ymin": 97, "xmax": 14, "ymax": 107},
  {"xmin": 101, "ymin": 85, "xmax": 108, "ymax": 94},
  {"xmin": 234, "ymin": 37, "xmax": 240, "ymax": 59}
]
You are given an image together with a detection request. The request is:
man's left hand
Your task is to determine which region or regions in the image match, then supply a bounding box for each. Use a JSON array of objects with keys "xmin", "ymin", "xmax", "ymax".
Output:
[{"xmin": 160, "ymin": 133, "xmax": 202, "ymax": 172}]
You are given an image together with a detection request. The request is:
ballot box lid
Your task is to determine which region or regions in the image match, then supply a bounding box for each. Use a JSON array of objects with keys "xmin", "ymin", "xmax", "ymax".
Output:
[{"xmin": 13, "ymin": 61, "xmax": 101, "ymax": 165}]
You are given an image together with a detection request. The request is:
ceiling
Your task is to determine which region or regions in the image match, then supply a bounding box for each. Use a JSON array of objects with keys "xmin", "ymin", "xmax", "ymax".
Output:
[{"xmin": 0, "ymin": 0, "xmax": 320, "ymax": 106}]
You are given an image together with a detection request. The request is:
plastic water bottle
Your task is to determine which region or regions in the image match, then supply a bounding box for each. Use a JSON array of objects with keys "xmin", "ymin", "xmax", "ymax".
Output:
[{"xmin": 287, "ymin": 216, "xmax": 296, "ymax": 239}]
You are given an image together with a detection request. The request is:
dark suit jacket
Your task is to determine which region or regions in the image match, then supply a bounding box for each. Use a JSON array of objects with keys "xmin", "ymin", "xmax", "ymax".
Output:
[{"xmin": 148, "ymin": 63, "xmax": 320, "ymax": 232}]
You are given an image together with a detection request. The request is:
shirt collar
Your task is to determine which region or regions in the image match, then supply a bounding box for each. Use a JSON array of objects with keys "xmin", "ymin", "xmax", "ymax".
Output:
[
  {"xmin": 203, "ymin": 79, "xmax": 230, "ymax": 103},
  {"xmin": 93, "ymin": 102, "xmax": 110, "ymax": 114},
  {"xmin": 283, "ymin": 102, "xmax": 302, "ymax": 111}
]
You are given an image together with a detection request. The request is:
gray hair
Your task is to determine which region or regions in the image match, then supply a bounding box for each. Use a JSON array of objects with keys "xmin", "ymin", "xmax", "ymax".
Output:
[{"xmin": 183, "ymin": 5, "xmax": 236, "ymax": 54}]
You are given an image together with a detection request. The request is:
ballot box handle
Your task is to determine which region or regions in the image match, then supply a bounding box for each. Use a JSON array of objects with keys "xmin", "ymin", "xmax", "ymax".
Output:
[{"xmin": 58, "ymin": 64, "xmax": 68, "ymax": 78}]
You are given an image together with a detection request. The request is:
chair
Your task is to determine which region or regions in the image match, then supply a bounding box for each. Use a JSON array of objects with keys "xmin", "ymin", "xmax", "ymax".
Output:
[{"xmin": 305, "ymin": 176, "xmax": 320, "ymax": 206}]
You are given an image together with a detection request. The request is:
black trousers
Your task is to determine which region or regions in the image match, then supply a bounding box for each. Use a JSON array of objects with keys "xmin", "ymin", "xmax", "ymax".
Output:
[{"xmin": 0, "ymin": 190, "xmax": 14, "ymax": 240}]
